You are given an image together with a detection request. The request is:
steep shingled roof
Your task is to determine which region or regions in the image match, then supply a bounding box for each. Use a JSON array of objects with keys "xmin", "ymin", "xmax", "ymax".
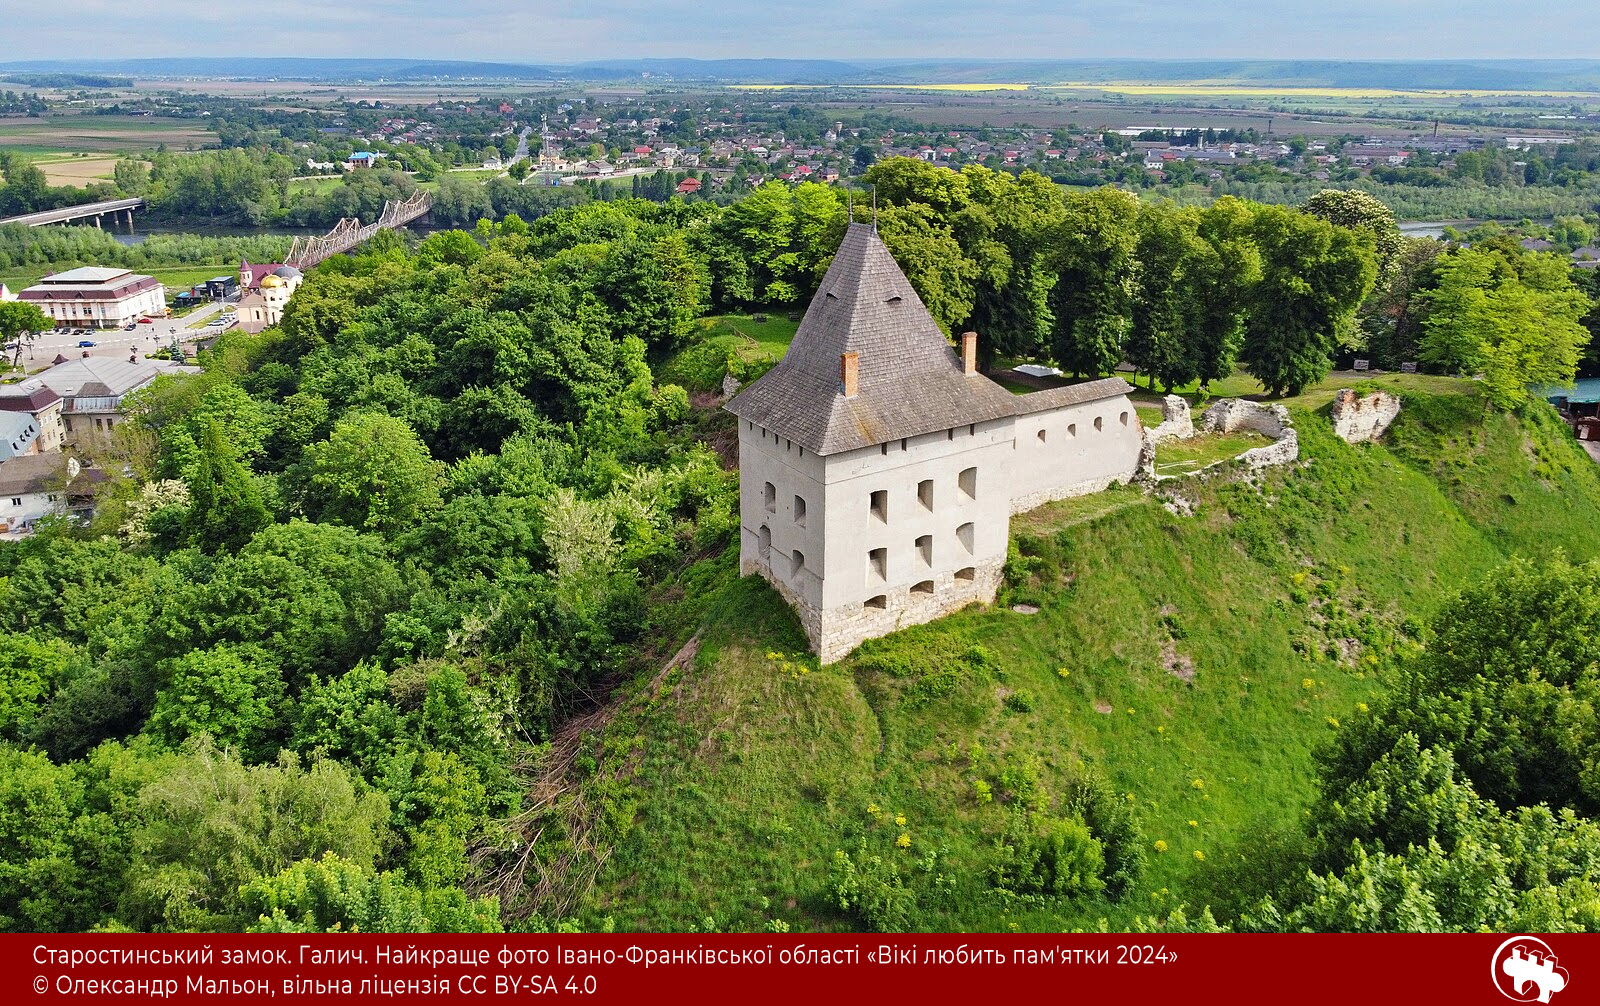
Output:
[{"xmin": 726, "ymin": 223, "xmax": 1022, "ymax": 456}]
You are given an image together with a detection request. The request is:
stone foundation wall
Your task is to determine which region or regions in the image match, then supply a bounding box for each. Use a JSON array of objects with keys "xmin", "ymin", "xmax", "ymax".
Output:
[
  {"xmin": 747, "ymin": 555, "xmax": 1004, "ymax": 665},
  {"xmin": 1238, "ymin": 428, "xmax": 1300, "ymax": 468},
  {"xmin": 1330, "ymin": 388, "xmax": 1401, "ymax": 443}
]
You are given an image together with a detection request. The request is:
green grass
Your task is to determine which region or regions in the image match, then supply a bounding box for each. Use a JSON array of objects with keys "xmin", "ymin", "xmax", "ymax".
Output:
[
  {"xmin": 656, "ymin": 313, "xmax": 800, "ymax": 393},
  {"xmin": 1154, "ymin": 430, "xmax": 1270, "ymax": 473},
  {"xmin": 576, "ymin": 380, "xmax": 1595, "ymax": 933},
  {"xmin": 286, "ymin": 176, "xmax": 347, "ymax": 195}
]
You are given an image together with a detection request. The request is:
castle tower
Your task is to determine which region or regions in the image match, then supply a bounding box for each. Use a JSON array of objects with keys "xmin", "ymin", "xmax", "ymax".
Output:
[{"xmin": 728, "ymin": 223, "xmax": 1141, "ymax": 662}]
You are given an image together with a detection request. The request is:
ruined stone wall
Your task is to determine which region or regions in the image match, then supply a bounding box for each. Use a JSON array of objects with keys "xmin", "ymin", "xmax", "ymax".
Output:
[
  {"xmin": 1330, "ymin": 388, "xmax": 1401, "ymax": 443},
  {"xmin": 1202, "ymin": 398, "xmax": 1292, "ymax": 438},
  {"xmin": 1146, "ymin": 394, "xmax": 1194, "ymax": 443}
]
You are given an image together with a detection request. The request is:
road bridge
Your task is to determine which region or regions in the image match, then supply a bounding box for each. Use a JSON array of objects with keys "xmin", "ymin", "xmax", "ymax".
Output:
[{"xmin": 0, "ymin": 197, "xmax": 145, "ymax": 229}]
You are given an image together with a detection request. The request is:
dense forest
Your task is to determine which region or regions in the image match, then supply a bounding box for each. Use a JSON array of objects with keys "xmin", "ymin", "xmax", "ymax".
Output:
[{"xmin": 1, "ymin": 163, "xmax": 1598, "ymax": 932}]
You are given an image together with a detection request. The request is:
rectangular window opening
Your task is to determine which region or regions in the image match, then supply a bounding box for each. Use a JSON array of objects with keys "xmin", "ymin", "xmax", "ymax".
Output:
[
  {"xmin": 869, "ymin": 489, "xmax": 888, "ymax": 522},
  {"xmin": 917, "ymin": 479, "xmax": 933, "ymax": 511},
  {"xmin": 915, "ymin": 533, "xmax": 932, "ymax": 566},
  {"xmin": 793, "ymin": 494, "xmax": 807, "ymax": 527}
]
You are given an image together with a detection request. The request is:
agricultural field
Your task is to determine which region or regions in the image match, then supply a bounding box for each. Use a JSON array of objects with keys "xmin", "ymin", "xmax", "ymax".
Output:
[{"xmin": 0, "ymin": 114, "xmax": 212, "ymax": 155}]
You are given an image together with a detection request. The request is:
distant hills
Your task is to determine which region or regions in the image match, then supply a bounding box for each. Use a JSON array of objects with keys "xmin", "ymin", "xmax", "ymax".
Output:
[{"xmin": 3, "ymin": 57, "xmax": 1599, "ymax": 90}]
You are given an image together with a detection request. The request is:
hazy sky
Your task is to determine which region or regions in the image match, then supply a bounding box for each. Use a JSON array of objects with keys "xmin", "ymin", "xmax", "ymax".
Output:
[{"xmin": 5, "ymin": 1, "xmax": 1596, "ymax": 61}]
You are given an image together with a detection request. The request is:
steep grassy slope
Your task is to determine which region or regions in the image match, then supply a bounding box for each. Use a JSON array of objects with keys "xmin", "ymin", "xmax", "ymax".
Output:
[{"xmin": 576, "ymin": 378, "xmax": 1600, "ymax": 932}]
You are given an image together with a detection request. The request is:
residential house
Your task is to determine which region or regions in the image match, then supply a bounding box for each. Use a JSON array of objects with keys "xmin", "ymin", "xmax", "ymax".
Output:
[{"xmin": 0, "ymin": 380, "xmax": 65, "ymax": 453}]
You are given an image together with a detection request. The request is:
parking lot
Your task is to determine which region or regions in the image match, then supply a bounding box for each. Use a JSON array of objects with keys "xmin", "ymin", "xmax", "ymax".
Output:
[{"xmin": 18, "ymin": 300, "xmax": 234, "ymax": 366}]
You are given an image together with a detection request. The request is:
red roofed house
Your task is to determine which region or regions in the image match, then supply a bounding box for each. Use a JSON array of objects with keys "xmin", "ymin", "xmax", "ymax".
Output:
[{"xmin": 676, "ymin": 177, "xmax": 702, "ymax": 195}]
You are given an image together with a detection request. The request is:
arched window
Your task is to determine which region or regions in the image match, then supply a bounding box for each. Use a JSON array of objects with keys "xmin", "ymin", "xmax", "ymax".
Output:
[
  {"xmin": 910, "ymin": 580, "xmax": 935, "ymax": 596},
  {"xmin": 763, "ymin": 481, "xmax": 776, "ymax": 512},
  {"xmin": 957, "ymin": 522, "xmax": 975, "ymax": 553},
  {"xmin": 1094, "ymin": 416, "xmax": 1103, "ymax": 432},
  {"xmin": 757, "ymin": 525, "xmax": 772, "ymax": 560},
  {"xmin": 954, "ymin": 567, "xmax": 976, "ymax": 583}
]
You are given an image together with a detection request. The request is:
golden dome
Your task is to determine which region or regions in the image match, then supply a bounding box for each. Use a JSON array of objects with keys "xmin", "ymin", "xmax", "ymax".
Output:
[{"xmin": 259, "ymin": 274, "xmax": 284, "ymax": 288}]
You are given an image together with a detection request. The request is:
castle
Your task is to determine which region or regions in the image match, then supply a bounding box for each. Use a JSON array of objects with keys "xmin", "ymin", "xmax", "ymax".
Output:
[{"xmin": 727, "ymin": 223, "xmax": 1142, "ymax": 663}]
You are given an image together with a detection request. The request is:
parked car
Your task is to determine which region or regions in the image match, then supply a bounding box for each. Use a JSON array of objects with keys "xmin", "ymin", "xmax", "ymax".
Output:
[
  {"xmin": 137, "ymin": 317, "xmax": 155, "ymax": 324},
  {"xmin": 77, "ymin": 339, "xmax": 96, "ymax": 348},
  {"xmin": 124, "ymin": 323, "xmax": 138, "ymax": 331}
]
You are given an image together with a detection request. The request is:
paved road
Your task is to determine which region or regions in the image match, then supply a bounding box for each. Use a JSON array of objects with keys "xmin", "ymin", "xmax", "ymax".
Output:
[
  {"xmin": 508, "ymin": 126, "xmax": 533, "ymax": 167},
  {"xmin": 19, "ymin": 300, "xmax": 228, "ymax": 367}
]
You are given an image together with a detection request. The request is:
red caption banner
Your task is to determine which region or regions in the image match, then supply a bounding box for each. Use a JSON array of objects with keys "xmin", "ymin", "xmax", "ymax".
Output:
[{"xmin": 3, "ymin": 932, "xmax": 1593, "ymax": 1004}]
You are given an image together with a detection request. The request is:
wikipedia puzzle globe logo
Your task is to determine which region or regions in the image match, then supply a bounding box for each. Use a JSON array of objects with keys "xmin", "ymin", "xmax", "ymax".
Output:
[{"xmin": 1491, "ymin": 936, "xmax": 1570, "ymax": 1003}]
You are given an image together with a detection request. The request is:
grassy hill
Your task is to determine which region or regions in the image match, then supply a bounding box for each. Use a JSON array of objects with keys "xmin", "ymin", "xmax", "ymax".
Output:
[{"xmin": 561, "ymin": 374, "xmax": 1600, "ymax": 932}]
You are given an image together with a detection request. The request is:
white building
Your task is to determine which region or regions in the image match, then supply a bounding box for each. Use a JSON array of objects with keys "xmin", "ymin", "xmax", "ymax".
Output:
[
  {"xmin": 18, "ymin": 267, "xmax": 166, "ymax": 329},
  {"xmin": 0, "ymin": 454, "xmax": 91, "ymax": 533},
  {"xmin": 727, "ymin": 223, "xmax": 1142, "ymax": 663},
  {"xmin": 236, "ymin": 265, "xmax": 303, "ymax": 334}
]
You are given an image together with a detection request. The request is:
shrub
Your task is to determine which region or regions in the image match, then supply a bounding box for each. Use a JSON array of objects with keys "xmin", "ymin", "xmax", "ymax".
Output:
[
  {"xmin": 830, "ymin": 840, "xmax": 917, "ymax": 932},
  {"xmin": 988, "ymin": 809, "xmax": 1106, "ymax": 901}
]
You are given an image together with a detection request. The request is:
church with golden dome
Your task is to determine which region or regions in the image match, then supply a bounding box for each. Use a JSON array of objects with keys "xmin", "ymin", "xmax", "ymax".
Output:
[{"xmin": 236, "ymin": 260, "xmax": 304, "ymax": 333}]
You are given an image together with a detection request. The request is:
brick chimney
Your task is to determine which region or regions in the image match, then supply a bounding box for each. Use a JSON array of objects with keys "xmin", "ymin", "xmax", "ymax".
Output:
[
  {"xmin": 960, "ymin": 331, "xmax": 977, "ymax": 375},
  {"xmin": 841, "ymin": 352, "xmax": 859, "ymax": 398}
]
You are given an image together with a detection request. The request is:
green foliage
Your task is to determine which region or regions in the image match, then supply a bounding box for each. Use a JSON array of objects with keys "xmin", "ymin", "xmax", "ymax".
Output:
[
  {"xmin": 1417, "ymin": 246, "xmax": 1592, "ymax": 409},
  {"xmin": 298, "ymin": 413, "xmax": 442, "ymax": 535},
  {"xmin": 989, "ymin": 809, "xmax": 1106, "ymax": 901},
  {"xmin": 243, "ymin": 852, "xmax": 502, "ymax": 933},
  {"xmin": 830, "ymin": 840, "xmax": 917, "ymax": 932},
  {"xmin": 1049, "ymin": 186, "xmax": 1141, "ymax": 377},
  {"xmin": 145, "ymin": 645, "xmax": 285, "ymax": 761},
  {"xmin": 1241, "ymin": 203, "xmax": 1377, "ymax": 396},
  {"xmin": 122, "ymin": 747, "xmax": 388, "ymax": 931},
  {"xmin": 1324, "ymin": 554, "xmax": 1600, "ymax": 816},
  {"xmin": 183, "ymin": 419, "xmax": 269, "ymax": 553}
]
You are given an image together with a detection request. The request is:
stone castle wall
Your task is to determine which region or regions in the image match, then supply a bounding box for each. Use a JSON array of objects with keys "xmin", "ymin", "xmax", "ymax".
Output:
[{"xmin": 1330, "ymin": 388, "xmax": 1401, "ymax": 443}]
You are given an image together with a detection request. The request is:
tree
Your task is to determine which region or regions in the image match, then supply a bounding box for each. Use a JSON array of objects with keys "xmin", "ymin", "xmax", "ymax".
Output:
[
  {"xmin": 298, "ymin": 413, "xmax": 442, "ymax": 535},
  {"xmin": 1189, "ymin": 198, "xmax": 1262, "ymax": 390},
  {"xmin": 1127, "ymin": 204, "xmax": 1208, "ymax": 390},
  {"xmin": 1325, "ymin": 554, "xmax": 1600, "ymax": 819},
  {"xmin": 1418, "ymin": 247, "xmax": 1591, "ymax": 409},
  {"xmin": 1241, "ymin": 204, "xmax": 1377, "ymax": 397},
  {"xmin": 1047, "ymin": 187, "xmax": 1141, "ymax": 378},
  {"xmin": 146, "ymin": 645, "xmax": 286, "ymax": 762},
  {"xmin": 0, "ymin": 301, "xmax": 51, "ymax": 369},
  {"xmin": 1302, "ymin": 189, "xmax": 1403, "ymax": 289},
  {"xmin": 183, "ymin": 419, "xmax": 270, "ymax": 553},
  {"xmin": 123, "ymin": 747, "xmax": 389, "ymax": 931}
]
